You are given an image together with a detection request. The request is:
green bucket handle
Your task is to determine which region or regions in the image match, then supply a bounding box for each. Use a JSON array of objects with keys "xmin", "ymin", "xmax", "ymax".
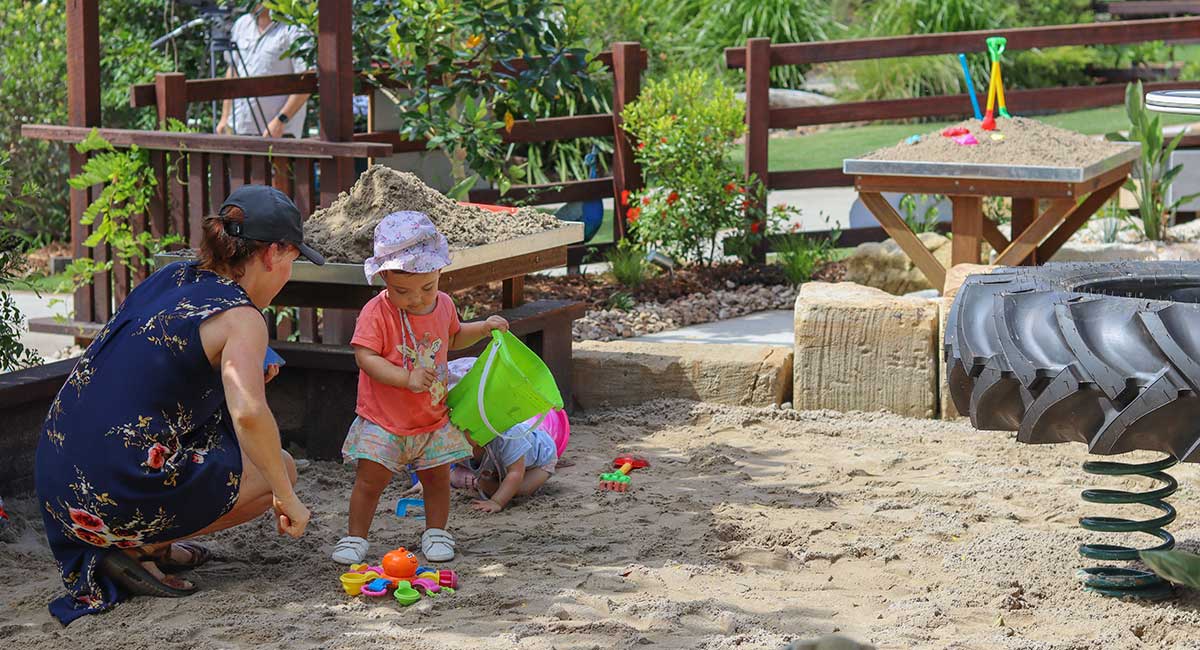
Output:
[{"xmin": 473, "ymin": 330, "xmax": 549, "ymax": 440}]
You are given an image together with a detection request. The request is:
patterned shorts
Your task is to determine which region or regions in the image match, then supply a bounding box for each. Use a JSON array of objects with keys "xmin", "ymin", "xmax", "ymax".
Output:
[{"xmin": 342, "ymin": 417, "xmax": 472, "ymax": 475}]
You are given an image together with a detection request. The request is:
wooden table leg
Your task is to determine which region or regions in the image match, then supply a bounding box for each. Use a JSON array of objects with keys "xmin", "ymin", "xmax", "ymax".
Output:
[
  {"xmin": 502, "ymin": 275, "xmax": 525, "ymax": 309},
  {"xmin": 860, "ymin": 192, "xmax": 946, "ymax": 290},
  {"xmin": 950, "ymin": 195, "xmax": 984, "ymax": 266},
  {"xmin": 1037, "ymin": 178, "xmax": 1125, "ymax": 262},
  {"xmin": 1012, "ymin": 198, "xmax": 1037, "ymax": 265}
]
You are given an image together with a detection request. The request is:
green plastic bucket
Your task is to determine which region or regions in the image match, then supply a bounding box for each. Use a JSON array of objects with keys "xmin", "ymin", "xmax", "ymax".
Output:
[{"xmin": 447, "ymin": 330, "xmax": 563, "ymax": 445}]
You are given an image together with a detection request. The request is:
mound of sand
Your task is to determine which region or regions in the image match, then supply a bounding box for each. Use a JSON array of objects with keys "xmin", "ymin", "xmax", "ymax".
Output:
[
  {"xmin": 7, "ymin": 401, "xmax": 1200, "ymax": 649},
  {"xmin": 304, "ymin": 165, "xmax": 566, "ymax": 263},
  {"xmin": 861, "ymin": 117, "xmax": 1131, "ymax": 169}
]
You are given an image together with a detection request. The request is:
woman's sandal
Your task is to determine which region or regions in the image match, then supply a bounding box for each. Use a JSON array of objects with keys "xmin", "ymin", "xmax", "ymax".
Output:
[
  {"xmin": 153, "ymin": 541, "xmax": 212, "ymax": 571},
  {"xmin": 99, "ymin": 550, "xmax": 197, "ymax": 598}
]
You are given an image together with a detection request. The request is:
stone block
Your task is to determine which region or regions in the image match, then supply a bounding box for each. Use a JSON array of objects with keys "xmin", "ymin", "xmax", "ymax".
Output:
[
  {"xmin": 572, "ymin": 341, "xmax": 793, "ymax": 409},
  {"xmin": 794, "ymin": 282, "xmax": 938, "ymax": 419},
  {"xmin": 943, "ymin": 263, "xmax": 997, "ymax": 301}
]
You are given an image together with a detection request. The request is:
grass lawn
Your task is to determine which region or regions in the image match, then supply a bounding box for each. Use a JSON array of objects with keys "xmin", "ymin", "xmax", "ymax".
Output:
[
  {"xmin": 1, "ymin": 271, "xmax": 74, "ymax": 294},
  {"xmin": 733, "ymin": 105, "xmax": 1199, "ymax": 173}
]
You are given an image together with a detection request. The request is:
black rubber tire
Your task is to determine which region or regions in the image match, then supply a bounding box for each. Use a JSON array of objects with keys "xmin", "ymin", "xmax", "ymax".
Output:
[{"xmin": 946, "ymin": 261, "xmax": 1200, "ymax": 461}]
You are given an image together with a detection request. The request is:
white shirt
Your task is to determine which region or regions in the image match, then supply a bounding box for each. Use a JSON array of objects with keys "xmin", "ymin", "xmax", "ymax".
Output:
[{"xmin": 224, "ymin": 12, "xmax": 308, "ymax": 137}]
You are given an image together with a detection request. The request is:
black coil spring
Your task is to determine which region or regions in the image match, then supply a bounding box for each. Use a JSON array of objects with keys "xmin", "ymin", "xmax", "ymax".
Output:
[{"xmin": 1077, "ymin": 456, "xmax": 1178, "ymax": 601}]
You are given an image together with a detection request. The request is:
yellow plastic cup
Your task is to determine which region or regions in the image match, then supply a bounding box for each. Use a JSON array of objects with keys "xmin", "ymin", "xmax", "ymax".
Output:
[{"xmin": 340, "ymin": 572, "xmax": 372, "ymax": 596}]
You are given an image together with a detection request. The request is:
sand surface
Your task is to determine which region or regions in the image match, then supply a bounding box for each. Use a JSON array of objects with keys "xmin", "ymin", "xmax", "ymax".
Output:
[
  {"xmin": 7, "ymin": 401, "xmax": 1200, "ymax": 649},
  {"xmin": 304, "ymin": 165, "xmax": 566, "ymax": 263},
  {"xmin": 861, "ymin": 117, "xmax": 1130, "ymax": 169}
]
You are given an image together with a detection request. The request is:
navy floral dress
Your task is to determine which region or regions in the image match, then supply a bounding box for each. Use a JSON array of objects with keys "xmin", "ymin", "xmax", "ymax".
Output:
[{"xmin": 35, "ymin": 262, "xmax": 253, "ymax": 624}]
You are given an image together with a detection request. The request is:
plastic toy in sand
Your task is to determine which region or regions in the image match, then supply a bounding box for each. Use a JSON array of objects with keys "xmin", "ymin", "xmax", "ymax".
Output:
[
  {"xmin": 383, "ymin": 548, "xmax": 420, "ymax": 581},
  {"xmin": 599, "ymin": 455, "xmax": 650, "ymax": 492},
  {"xmin": 338, "ymin": 549, "xmax": 462, "ymax": 605},
  {"xmin": 395, "ymin": 498, "xmax": 425, "ymax": 519},
  {"xmin": 981, "ymin": 37, "xmax": 1012, "ymax": 131}
]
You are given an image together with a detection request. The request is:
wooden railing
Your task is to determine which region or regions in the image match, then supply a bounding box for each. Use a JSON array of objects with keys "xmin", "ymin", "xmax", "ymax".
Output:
[
  {"xmin": 129, "ymin": 45, "xmax": 649, "ymax": 258},
  {"xmin": 21, "ymin": 125, "xmax": 389, "ymax": 336},
  {"xmin": 729, "ymin": 16, "xmax": 1200, "ymax": 250}
]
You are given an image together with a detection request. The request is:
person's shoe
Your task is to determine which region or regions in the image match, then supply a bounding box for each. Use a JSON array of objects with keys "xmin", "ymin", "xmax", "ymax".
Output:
[
  {"xmin": 421, "ymin": 528, "xmax": 455, "ymax": 562},
  {"xmin": 98, "ymin": 550, "xmax": 196, "ymax": 598},
  {"xmin": 331, "ymin": 536, "xmax": 369, "ymax": 564}
]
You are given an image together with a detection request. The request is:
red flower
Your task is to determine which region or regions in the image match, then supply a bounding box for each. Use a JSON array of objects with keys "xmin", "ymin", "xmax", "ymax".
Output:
[
  {"xmin": 750, "ymin": 221, "xmax": 763, "ymax": 234},
  {"xmin": 69, "ymin": 508, "xmax": 105, "ymax": 532},
  {"xmin": 659, "ymin": 137, "xmax": 667, "ymax": 144},
  {"xmin": 146, "ymin": 443, "xmax": 170, "ymax": 470},
  {"xmin": 627, "ymin": 207, "xmax": 641, "ymax": 223},
  {"xmin": 637, "ymin": 142, "xmax": 646, "ymax": 150},
  {"xmin": 642, "ymin": 197, "xmax": 650, "ymax": 206},
  {"xmin": 666, "ymin": 191, "xmax": 679, "ymax": 205},
  {"xmin": 742, "ymin": 200, "xmax": 752, "ymax": 209},
  {"xmin": 724, "ymin": 183, "xmax": 735, "ymax": 193},
  {"xmin": 73, "ymin": 527, "xmax": 109, "ymax": 547},
  {"xmin": 620, "ymin": 190, "xmax": 630, "ymax": 206}
]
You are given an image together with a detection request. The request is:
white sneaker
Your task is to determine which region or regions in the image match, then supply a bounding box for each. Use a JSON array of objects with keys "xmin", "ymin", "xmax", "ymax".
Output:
[
  {"xmin": 331, "ymin": 536, "xmax": 369, "ymax": 564},
  {"xmin": 421, "ymin": 528, "xmax": 456, "ymax": 562}
]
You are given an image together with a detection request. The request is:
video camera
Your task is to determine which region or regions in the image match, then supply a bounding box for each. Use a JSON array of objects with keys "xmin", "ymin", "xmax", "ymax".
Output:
[{"xmin": 151, "ymin": 0, "xmax": 235, "ymax": 49}]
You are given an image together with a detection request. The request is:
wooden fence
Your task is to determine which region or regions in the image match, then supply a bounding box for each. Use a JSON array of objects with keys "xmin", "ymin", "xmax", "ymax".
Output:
[
  {"xmin": 729, "ymin": 16, "xmax": 1200, "ymax": 249},
  {"xmin": 24, "ymin": 39, "xmax": 648, "ymax": 332},
  {"xmin": 129, "ymin": 46, "xmax": 649, "ymax": 266}
]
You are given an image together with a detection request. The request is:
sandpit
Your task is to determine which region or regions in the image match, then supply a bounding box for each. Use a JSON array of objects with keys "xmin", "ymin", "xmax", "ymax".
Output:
[
  {"xmin": 6, "ymin": 401, "xmax": 1200, "ymax": 649},
  {"xmin": 304, "ymin": 165, "xmax": 566, "ymax": 263},
  {"xmin": 862, "ymin": 117, "xmax": 1129, "ymax": 169}
]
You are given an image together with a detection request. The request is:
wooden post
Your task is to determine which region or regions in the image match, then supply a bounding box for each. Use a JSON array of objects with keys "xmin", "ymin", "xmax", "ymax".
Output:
[
  {"xmin": 67, "ymin": 0, "xmax": 102, "ymax": 322},
  {"xmin": 317, "ymin": 0, "xmax": 358, "ymax": 343},
  {"xmin": 156, "ymin": 73, "xmax": 189, "ymax": 246},
  {"xmin": 951, "ymin": 195, "xmax": 985, "ymax": 266},
  {"xmin": 610, "ymin": 42, "xmax": 643, "ymax": 242},
  {"xmin": 318, "ymin": 0, "xmax": 355, "ymax": 207},
  {"xmin": 1011, "ymin": 197, "xmax": 1037, "ymax": 265},
  {"xmin": 744, "ymin": 38, "xmax": 771, "ymax": 262}
]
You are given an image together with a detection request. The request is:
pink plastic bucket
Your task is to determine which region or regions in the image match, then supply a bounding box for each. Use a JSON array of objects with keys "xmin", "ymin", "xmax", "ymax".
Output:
[{"xmin": 523, "ymin": 409, "xmax": 570, "ymax": 457}]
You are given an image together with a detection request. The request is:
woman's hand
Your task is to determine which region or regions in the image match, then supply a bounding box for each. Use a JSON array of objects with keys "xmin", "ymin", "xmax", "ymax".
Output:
[
  {"xmin": 471, "ymin": 499, "xmax": 503, "ymax": 514},
  {"xmin": 486, "ymin": 315, "xmax": 509, "ymax": 333},
  {"xmin": 273, "ymin": 491, "xmax": 310, "ymax": 538},
  {"xmin": 264, "ymin": 363, "xmax": 280, "ymax": 384}
]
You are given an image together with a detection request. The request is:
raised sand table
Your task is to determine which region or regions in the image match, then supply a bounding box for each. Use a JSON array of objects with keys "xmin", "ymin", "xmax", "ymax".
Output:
[{"xmin": 844, "ymin": 118, "xmax": 1139, "ymax": 288}]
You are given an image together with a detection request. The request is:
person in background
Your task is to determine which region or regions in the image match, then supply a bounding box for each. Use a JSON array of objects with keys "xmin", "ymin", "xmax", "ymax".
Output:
[{"xmin": 216, "ymin": 4, "xmax": 310, "ymax": 138}]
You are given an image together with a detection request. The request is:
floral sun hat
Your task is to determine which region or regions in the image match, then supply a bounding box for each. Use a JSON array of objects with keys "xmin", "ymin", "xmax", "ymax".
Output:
[{"xmin": 363, "ymin": 211, "xmax": 452, "ymax": 281}]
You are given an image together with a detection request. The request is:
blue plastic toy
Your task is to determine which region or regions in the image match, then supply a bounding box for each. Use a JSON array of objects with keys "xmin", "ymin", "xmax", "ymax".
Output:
[
  {"xmin": 396, "ymin": 498, "xmax": 425, "ymax": 519},
  {"xmin": 263, "ymin": 346, "xmax": 286, "ymax": 372},
  {"xmin": 958, "ymin": 53, "xmax": 982, "ymax": 121}
]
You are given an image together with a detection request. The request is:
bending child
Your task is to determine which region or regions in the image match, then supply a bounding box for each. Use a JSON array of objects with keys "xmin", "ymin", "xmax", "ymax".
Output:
[{"xmin": 331, "ymin": 211, "xmax": 507, "ymax": 564}]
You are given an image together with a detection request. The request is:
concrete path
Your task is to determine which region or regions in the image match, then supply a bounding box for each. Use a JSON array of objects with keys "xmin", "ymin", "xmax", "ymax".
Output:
[
  {"xmin": 10, "ymin": 291, "xmax": 74, "ymax": 359},
  {"xmin": 629, "ymin": 309, "xmax": 794, "ymax": 347}
]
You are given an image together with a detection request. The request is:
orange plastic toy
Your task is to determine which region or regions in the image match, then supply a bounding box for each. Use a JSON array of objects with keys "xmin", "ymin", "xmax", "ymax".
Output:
[{"xmin": 382, "ymin": 548, "xmax": 420, "ymax": 581}]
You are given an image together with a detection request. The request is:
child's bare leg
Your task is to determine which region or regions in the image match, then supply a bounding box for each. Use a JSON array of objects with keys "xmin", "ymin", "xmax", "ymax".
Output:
[
  {"xmin": 349, "ymin": 459, "xmax": 392, "ymax": 538},
  {"xmin": 517, "ymin": 468, "xmax": 552, "ymax": 497},
  {"xmin": 416, "ymin": 463, "xmax": 451, "ymax": 530}
]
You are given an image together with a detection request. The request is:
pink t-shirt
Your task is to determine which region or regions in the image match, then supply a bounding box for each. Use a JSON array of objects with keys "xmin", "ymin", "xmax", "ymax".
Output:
[{"xmin": 351, "ymin": 291, "xmax": 462, "ymax": 436}]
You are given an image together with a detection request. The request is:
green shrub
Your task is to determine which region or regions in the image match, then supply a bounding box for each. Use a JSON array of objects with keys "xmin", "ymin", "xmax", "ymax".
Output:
[
  {"xmin": 607, "ymin": 240, "xmax": 649, "ymax": 288},
  {"xmin": 674, "ymin": 0, "xmax": 836, "ymax": 88},
  {"xmin": 899, "ymin": 194, "xmax": 942, "ymax": 233},
  {"xmin": 620, "ymin": 69, "xmax": 747, "ymax": 265},
  {"xmin": 1106, "ymin": 81, "xmax": 1200, "ymax": 241},
  {"xmin": 0, "ymin": 0, "xmax": 209, "ymax": 250},
  {"xmin": 0, "ymin": 154, "xmax": 43, "ymax": 371},
  {"xmin": 772, "ymin": 233, "xmax": 837, "ymax": 286},
  {"xmin": 1006, "ymin": 46, "xmax": 1104, "ymax": 90}
]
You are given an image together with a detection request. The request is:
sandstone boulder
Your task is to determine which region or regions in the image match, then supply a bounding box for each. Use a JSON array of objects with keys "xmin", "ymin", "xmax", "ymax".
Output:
[
  {"xmin": 843, "ymin": 232, "xmax": 951, "ymax": 295},
  {"xmin": 572, "ymin": 341, "xmax": 792, "ymax": 409},
  {"xmin": 794, "ymin": 282, "xmax": 938, "ymax": 418}
]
